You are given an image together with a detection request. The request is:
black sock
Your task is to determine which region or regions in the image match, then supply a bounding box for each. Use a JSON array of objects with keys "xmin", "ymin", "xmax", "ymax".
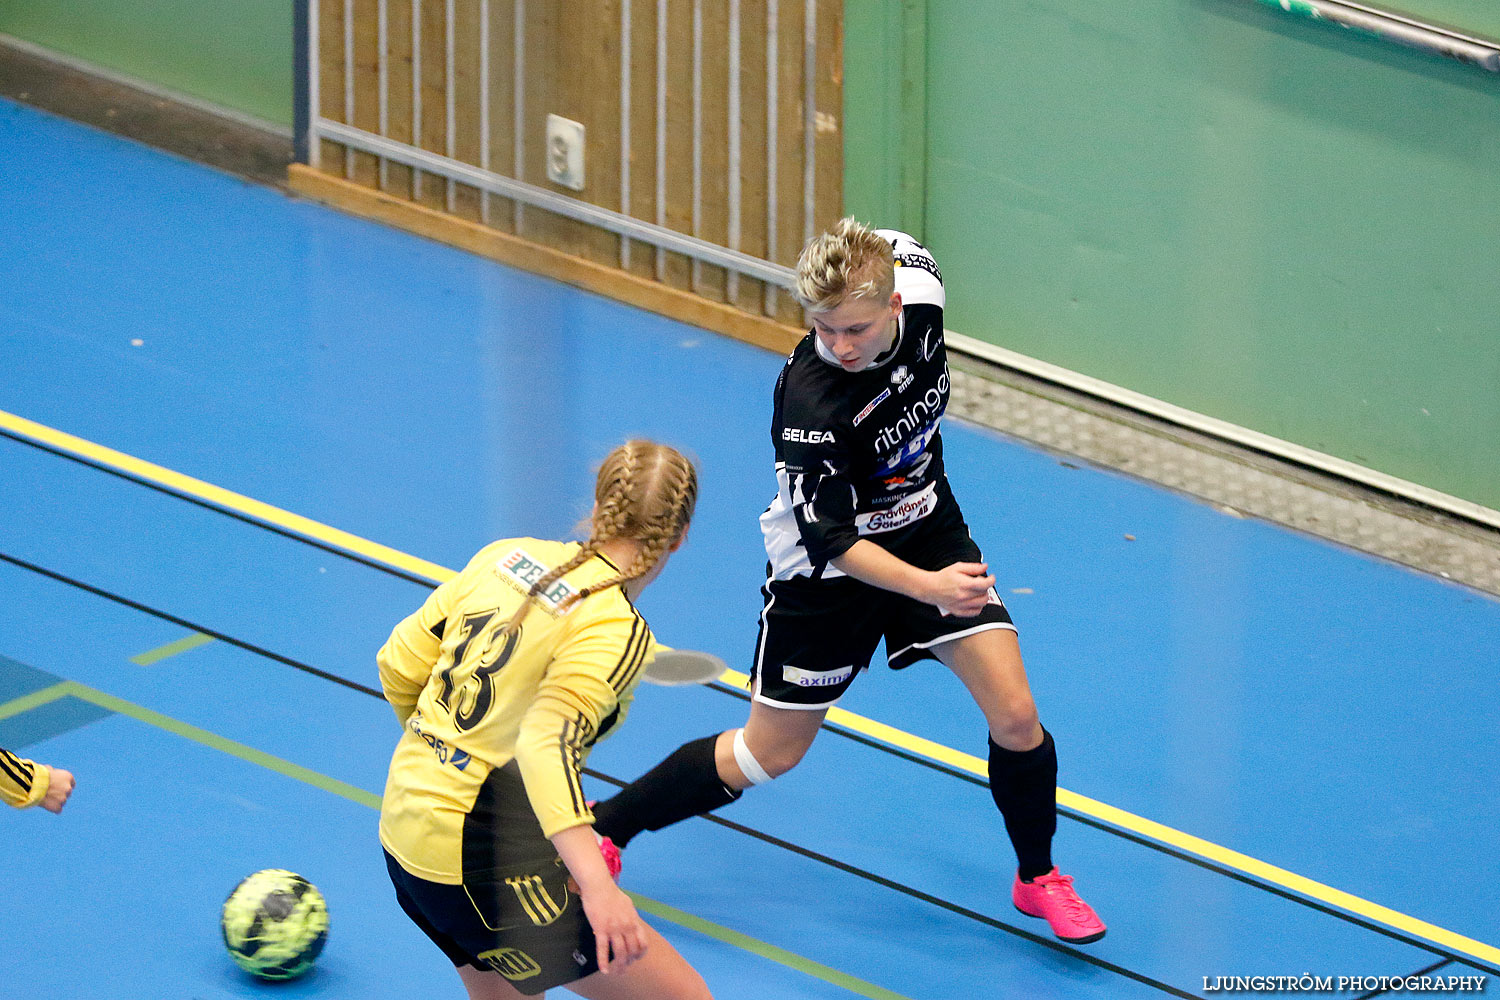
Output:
[
  {"xmin": 591, "ymin": 734, "xmax": 742, "ymax": 848},
  {"xmin": 988, "ymin": 727, "xmax": 1057, "ymax": 882}
]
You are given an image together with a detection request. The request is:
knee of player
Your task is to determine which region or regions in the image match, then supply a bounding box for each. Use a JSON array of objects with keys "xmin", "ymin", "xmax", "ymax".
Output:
[
  {"xmin": 987, "ymin": 696, "xmax": 1040, "ymax": 745},
  {"xmin": 760, "ymin": 742, "xmax": 810, "ymax": 779},
  {"xmin": 732, "ymin": 728, "xmax": 805, "ymax": 784}
]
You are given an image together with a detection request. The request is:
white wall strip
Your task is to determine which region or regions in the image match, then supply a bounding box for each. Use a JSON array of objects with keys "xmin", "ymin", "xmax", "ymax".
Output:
[
  {"xmin": 654, "ymin": 0, "xmax": 667, "ymax": 280},
  {"xmin": 478, "ymin": 0, "xmax": 489, "ymax": 223},
  {"xmin": 378, "ymin": 0, "xmax": 390, "ymax": 190},
  {"xmin": 307, "ymin": 6, "xmax": 322, "ymax": 164},
  {"xmin": 691, "ymin": 0, "xmax": 704, "ymax": 292},
  {"xmin": 727, "ymin": 0, "xmax": 742, "ymax": 303},
  {"xmin": 1251, "ymin": 0, "xmax": 1500, "ymax": 71},
  {"xmin": 801, "ymin": 0, "xmax": 815, "ymax": 245},
  {"xmin": 512, "ymin": 0, "xmax": 525, "ymax": 230},
  {"xmin": 343, "ymin": 0, "xmax": 355, "ymax": 178},
  {"xmin": 619, "ymin": 0, "xmax": 632, "ymax": 269},
  {"xmin": 444, "ymin": 0, "xmax": 456, "ymax": 213},
  {"xmin": 947, "ymin": 330, "xmax": 1500, "ymax": 531},
  {"xmin": 764, "ymin": 0, "xmax": 779, "ymax": 315},
  {"xmin": 411, "ymin": 0, "xmax": 423, "ymax": 200}
]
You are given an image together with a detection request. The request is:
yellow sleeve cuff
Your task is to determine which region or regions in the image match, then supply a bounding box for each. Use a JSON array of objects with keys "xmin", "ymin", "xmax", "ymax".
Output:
[{"xmin": 2, "ymin": 759, "xmax": 47, "ymax": 809}]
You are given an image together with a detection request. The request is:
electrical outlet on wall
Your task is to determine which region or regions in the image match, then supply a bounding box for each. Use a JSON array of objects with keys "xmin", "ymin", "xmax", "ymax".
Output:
[{"xmin": 545, "ymin": 114, "xmax": 585, "ymax": 191}]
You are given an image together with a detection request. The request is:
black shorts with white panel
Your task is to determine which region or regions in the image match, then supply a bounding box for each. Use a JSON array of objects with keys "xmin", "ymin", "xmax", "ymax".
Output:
[{"xmin": 751, "ymin": 497, "xmax": 1016, "ymax": 710}]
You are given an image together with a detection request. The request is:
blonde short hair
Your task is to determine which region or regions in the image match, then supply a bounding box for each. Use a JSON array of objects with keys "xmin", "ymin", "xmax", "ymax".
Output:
[{"xmin": 793, "ymin": 217, "xmax": 895, "ymax": 313}]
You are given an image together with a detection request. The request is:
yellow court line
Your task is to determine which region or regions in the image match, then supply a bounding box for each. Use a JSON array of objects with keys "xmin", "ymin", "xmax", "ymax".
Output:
[
  {"xmin": 131, "ymin": 631, "xmax": 215, "ymax": 666},
  {"xmin": 0, "ymin": 681, "xmax": 75, "ymax": 723},
  {"xmin": 722, "ymin": 669, "xmax": 1500, "ymax": 966},
  {"xmin": 0, "ymin": 679, "xmax": 914, "ymax": 1000},
  {"xmin": 4, "ymin": 407, "xmax": 1496, "ymax": 970},
  {"xmin": 0, "ymin": 409, "xmax": 455, "ymax": 584}
]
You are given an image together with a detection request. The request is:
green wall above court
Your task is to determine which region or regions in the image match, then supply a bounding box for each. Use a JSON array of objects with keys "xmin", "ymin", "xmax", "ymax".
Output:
[
  {"xmin": 847, "ymin": 0, "xmax": 1500, "ymax": 515},
  {"xmin": 6, "ymin": 0, "xmax": 1497, "ymax": 514},
  {"xmin": 0, "ymin": 0, "xmax": 292, "ymax": 128},
  {"xmin": 1383, "ymin": 0, "xmax": 1500, "ymax": 41}
]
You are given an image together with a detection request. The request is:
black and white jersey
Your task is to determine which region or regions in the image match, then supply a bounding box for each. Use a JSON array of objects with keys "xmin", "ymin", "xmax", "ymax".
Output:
[{"xmin": 760, "ymin": 230, "xmax": 958, "ymax": 581}]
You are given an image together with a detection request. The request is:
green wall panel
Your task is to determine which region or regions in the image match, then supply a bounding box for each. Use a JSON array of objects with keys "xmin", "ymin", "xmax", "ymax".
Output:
[
  {"xmin": 844, "ymin": 1, "xmax": 928, "ymax": 233},
  {"xmin": 0, "ymin": 0, "xmax": 292, "ymax": 127},
  {"xmin": 1382, "ymin": 1, "xmax": 1500, "ymax": 42},
  {"xmin": 844, "ymin": 3, "xmax": 904, "ymax": 227},
  {"xmin": 898, "ymin": 0, "xmax": 1500, "ymax": 511}
]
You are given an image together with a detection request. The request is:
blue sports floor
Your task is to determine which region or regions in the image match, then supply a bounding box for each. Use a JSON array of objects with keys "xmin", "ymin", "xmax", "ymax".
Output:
[{"xmin": 2, "ymin": 98, "xmax": 1497, "ymax": 998}]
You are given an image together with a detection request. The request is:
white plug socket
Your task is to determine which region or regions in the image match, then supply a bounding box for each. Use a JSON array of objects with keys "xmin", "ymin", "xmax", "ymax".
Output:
[{"xmin": 545, "ymin": 114, "xmax": 585, "ymax": 191}]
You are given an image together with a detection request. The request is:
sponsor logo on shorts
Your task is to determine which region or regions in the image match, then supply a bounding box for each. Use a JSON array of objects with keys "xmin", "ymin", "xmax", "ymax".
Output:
[
  {"xmin": 852, "ymin": 388, "xmax": 890, "ymax": 427},
  {"xmin": 783, "ymin": 427, "xmax": 836, "ymax": 444},
  {"xmin": 783, "ymin": 664, "xmax": 855, "ymax": 688},
  {"xmin": 497, "ymin": 548, "xmax": 577, "ymax": 609},
  {"xmin": 856, "ymin": 483, "xmax": 937, "ymax": 534},
  {"xmin": 479, "ymin": 947, "xmax": 542, "ymax": 981}
]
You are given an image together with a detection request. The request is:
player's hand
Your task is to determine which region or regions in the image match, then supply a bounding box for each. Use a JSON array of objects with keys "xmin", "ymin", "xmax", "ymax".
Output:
[
  {"xmin": 926, "ymin": 562, "xmax": 996, "ymax": 617},
  {"xmin": 40, "ymin": 766, "xmax": 75, "ymax": 813},
  {"xmin": 578, "ymin": 882, "xmax": 649, "ymax": 974}
]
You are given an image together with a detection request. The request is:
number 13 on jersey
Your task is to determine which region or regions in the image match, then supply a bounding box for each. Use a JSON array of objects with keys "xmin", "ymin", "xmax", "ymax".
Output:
[{"xmin": 434, "ymin": 610, "xmax": 520, "ymax": 732}]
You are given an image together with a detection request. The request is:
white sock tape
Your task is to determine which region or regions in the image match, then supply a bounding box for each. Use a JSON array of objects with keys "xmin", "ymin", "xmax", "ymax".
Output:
[{"xmin": 732, "ymin": 728, "xmax": 774, "ymax": 786}]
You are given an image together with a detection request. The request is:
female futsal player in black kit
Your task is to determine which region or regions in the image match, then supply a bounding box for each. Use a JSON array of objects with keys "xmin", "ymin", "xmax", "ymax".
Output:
[{"xmin": 593, "ymin": 218, "xmax": 1105, "ymax": 945}]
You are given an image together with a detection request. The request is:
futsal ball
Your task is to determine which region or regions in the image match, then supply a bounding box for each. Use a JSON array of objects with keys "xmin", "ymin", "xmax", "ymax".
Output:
[{"xmin": 220, "ymin": 869, "xmax": 329, "ymax": 981}]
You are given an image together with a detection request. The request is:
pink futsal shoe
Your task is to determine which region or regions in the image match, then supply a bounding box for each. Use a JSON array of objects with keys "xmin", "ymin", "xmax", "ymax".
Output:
[{"xmin": 1012, "ymin": 868, "xmax": 1106, "ymax": 944}]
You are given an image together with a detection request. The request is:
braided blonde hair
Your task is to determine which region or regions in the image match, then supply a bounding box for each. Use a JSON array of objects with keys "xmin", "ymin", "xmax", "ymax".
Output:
[
  {"xmin": 500, "ymin": 440, "xmax": 698, "ymax": 636},
  {"xmin": 793, "ymin": 216, "xmax": 896, "ymax": 313}
]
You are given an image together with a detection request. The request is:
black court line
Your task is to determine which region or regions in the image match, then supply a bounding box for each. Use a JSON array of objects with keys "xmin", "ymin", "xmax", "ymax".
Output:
[
  {"xmin": 0, "ymin": 429, "xmax": 436, "ymax": 588},
  {"xmin": 0, "ymin": 552, "xmax": 382, "ymax": 700},
  {"xmin": 706, "ymin": 684, "xmax": 1500, "ymax": 978},
  {"xmin": 0, "ymin": 550, "xmax": 1195, "ymax": 997},
  {"xmin": 8, "ymin": 443, "xmax": 1500, "ymax": 979},
  {"xmin": 585, "ymin": 771, "xmax": 1198, "ymax": 998}
]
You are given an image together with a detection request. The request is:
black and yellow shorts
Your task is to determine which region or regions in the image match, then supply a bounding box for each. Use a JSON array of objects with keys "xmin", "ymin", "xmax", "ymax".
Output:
[
  {"xmin": 384, "ymin": 762, "xmax": 599, "ymax": 995},
  {"xmin": 384, "ymin": 850, "xmax": 598, "ymax": 995}
]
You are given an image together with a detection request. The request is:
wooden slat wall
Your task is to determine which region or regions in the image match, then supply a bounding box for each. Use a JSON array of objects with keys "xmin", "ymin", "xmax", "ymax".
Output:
[{"xmin": 308, "ymin": 0, "xmax": 841, "ymax": 333}]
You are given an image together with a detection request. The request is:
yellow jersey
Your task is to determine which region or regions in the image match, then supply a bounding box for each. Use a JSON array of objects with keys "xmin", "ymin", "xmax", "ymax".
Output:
[
  {"xmin": 378, "ymin": 538, "xmax": 656, "ymax": 883},
  {"xmin": 1, "ymin": 747, "xmax": 47, "ymax": 809}
]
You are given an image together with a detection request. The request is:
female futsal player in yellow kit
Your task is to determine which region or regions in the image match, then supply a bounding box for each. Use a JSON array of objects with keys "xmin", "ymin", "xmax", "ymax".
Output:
[{"xmin": 378, "ymin": 440, "xmax": 711, "ymax": 1000}]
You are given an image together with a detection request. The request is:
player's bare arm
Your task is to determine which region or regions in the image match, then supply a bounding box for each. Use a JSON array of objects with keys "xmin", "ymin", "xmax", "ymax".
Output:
[{"xmin": 831, "ymin": 539, "xmax": 995, "ymax": 616}]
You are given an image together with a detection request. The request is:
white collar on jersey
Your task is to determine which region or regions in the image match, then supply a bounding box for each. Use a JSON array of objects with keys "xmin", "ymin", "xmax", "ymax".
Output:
[{"xmin": 812, "ymin": 308, "xmax": 906, "ymax": 373}]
